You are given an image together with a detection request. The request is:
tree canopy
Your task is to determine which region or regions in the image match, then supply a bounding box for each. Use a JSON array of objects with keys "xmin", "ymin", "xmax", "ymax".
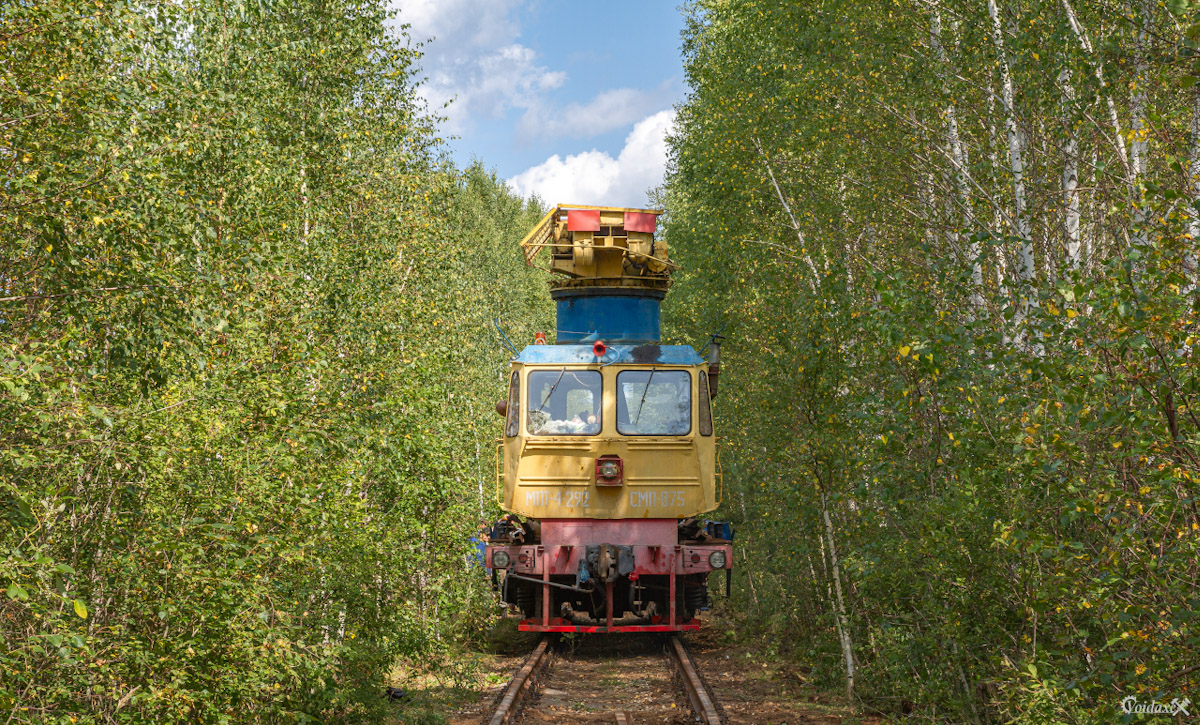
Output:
[
  {"xmin": 2, "ymin": 1, "xmax": 548, "ymax": 720},
  {"xmin": 662, "ymin": 0, "xmax": 1200, "ymax": 720}
]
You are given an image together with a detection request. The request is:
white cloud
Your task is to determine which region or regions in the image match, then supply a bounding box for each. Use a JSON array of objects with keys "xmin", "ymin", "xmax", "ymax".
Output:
[
  {"xmin": 394, "ymin": 0, "xmax": 565, "ymax": 134},
  {"xmin": 392, "ymin": 0, "xmax": 521, "ymax": 50},
  {"xmin": 515, "ymin": 84, "xmax": 674, "ymax": 144},
  {"xmin": 507, "ymin": 110, "xmax": 676, "ymax": 208},
  {"xmin": 418, "ymin": 45, "xmax": 566, "ymax": 133}
]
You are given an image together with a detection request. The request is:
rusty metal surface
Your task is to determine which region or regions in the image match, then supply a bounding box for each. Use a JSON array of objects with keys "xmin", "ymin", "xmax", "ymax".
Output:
[
  {"xmin": 486, "ymin": 635, "xmax": 555, "ymax": 725},
  {"xmin": 668, "ymin": 634, "xmax": 724, "ymax": 725}
]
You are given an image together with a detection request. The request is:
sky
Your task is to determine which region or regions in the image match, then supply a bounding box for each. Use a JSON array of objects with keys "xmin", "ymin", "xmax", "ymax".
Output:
[{"xmin": 390, "ymin": 0, "xmax": 687, "ymax": 208}]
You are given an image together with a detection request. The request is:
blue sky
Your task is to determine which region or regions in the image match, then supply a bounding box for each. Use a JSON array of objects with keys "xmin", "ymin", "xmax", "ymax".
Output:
[{"xmin": 391, "ymin": 1, "xmax": 687, "ymax": 207}]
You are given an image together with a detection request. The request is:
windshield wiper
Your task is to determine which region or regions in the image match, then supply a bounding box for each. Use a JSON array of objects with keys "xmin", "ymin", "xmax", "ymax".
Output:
[
  {"xmin": 632, "ymin": 367, "xmax": 656, "ymax": 425},
  {"xmin": 536, "ymin": 367, "xmax": 568, "ymax": 413}
]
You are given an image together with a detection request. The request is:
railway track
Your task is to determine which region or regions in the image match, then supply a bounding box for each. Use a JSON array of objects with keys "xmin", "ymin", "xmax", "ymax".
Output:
[
  {"xmin": 667, "ymin": 635, "xmax": 723, "ymax": 725},
  {"xmin": 485, "ymin": 633, "xmax": 724, "ymax": 724},
  {"xmin": 487, "ymin": 635, "xmax": 555, "ymax": 725}
]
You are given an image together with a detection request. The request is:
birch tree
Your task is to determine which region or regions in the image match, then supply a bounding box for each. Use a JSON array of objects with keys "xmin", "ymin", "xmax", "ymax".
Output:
[
  {"xmin": 988, "ymin": 0, "xmax": 1034, "ymax": 283},
  {"xmin": 1129, "ymin": 0, "xmax": 1154, "ymax": 252},
  {"xmin": 931, "ymin": 4, "xmax": 984, "ymax": 308},
  {"xmin": 1059, "ymin": 68, "xmax": 1082, "ymax": 269},
  {"xmin": 1186, "ymin": 82, "xmax": 1200, "ymax": 293}
]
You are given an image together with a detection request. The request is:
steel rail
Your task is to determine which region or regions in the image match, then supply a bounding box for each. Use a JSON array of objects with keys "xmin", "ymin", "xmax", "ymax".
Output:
[
  {"xmin": 486, "ymin": 635, "xmax": 554, "ymax": 725},
  {"xmin": 668, "ymin": 634, "xmax": 723, "ymax": 725}
]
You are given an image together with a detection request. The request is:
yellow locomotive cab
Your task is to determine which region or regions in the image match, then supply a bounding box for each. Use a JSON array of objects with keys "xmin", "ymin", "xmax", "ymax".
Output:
[{"xmin": 499, "ymin": 360, "xmax": 720, "ymax": 520}]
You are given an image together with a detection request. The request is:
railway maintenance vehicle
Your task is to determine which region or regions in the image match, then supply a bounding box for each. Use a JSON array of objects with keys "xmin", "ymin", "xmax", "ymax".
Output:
[{"xmin": 486, "ymin": 205, "xmax": 732, "ymax": 633}]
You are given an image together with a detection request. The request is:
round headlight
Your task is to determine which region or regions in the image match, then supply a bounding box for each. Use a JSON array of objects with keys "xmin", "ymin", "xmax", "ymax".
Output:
[
  {"xmin": 492, "ymin": 550, "xmax": 511, "ymax": 568},
  {"xmin": 708, "ymin": 551, "xmax": 727, "ymax": 569},
  {"xmin": 600, "ymin": 461, "xmax": 620, "ymax": 478}
]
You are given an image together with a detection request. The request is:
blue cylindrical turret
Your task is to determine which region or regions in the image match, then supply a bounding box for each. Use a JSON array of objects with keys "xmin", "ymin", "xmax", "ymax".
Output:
[{"xmin": 551, "ymin": 287, "xmax": 665, "ymax": 344}]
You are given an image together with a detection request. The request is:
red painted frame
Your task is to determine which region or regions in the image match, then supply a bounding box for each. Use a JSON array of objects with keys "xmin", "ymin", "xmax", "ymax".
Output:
[
  {"xmin": 519, "ymin": 617, "xmax": 701, "ymax": 634},
  {"xmin": 487, "ymin": 519, "xmax": 732, "ymax": 633}
]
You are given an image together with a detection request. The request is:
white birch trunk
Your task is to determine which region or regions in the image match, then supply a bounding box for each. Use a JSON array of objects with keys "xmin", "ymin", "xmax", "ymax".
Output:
[
  {"xmin": 1087, "ymin": 146, "xmax": 1098, "ymax": 267},
  {"xmin": 920, "ymin": 165, "xmax": 938, "ymax": 248},
  {"xmin": 301, "ymin": 164, "xmax": 310, "ymax": 243},
  {"xmin": 753, "ymin": 137, "xmax": 822, "ymax": 292},
  {"xmin": 1039, "ymin": 123, "xmax": 1057, "ymax": 279},
  {"xmin": 987, "ymin": 89, "xmax": 1013, "ymax": 302},
  {"xmin": 300, "ymin": 98, "xmax": 311, "ymax": 245},
  {"xmin": 1060, "ymin": 69, "xmax": 1082, "ymax": 270},
  {"xmin": 989, "ymin": 0, "xmax": 1034, "ymax": 282},
  {"xmin": 1186, "ymin": 87, "xmax": 1200, "ymax": 295},
  {"xmin": 820, "ymin": 486, "xmax": 855, "ymax": 703},
  {"xmin": 1059, "ymin": 0, "xmax": 1132, "ymax": 182},
  {"xmin": 1129, "ymin": 1, "xmax": 1150, "ymax": 180},
  {"xmin": 806, "ymin": 547, "xmax": 822, "ymax": 611},
  {"xmin": 1129, "ymin": 0, "xmax": 1151, "ymax": 253},
  {"xmin": 837, "ymin": 174, "xmax": 855, "ymax": 291},
  {"xmin": 931, "ymin": 5, "xmax": 983, "ymax": 309}
]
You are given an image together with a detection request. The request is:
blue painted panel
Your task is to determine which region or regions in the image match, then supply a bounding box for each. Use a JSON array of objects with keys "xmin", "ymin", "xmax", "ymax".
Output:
[
  {"xmin": 555, "ymin": 294, "xmax": 661, "ymax": 344},
  {"xmin": 516, "ymin": 344, "xmax": 704, "ymax": 366}
]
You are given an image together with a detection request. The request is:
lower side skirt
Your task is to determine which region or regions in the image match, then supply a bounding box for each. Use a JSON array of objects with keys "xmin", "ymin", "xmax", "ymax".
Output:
[{"xmin": 519, "ymin": 617, "xmax": 701, "ymax": 634}]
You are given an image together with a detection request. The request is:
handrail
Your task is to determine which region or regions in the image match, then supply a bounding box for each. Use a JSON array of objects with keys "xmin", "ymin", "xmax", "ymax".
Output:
[
  {"xmin": 715, "ymin": 437, "xmax": 724, "ymax": 507},
  {"xmin": 518, "ymin": 208, "xmax": 557, "ymax": 264},
  {"xmin": 495, "ymin": 440, "xmax": 504, "ymax": 507}
]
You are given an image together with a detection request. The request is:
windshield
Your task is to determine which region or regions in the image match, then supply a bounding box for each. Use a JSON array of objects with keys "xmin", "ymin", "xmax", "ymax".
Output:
[
  {"xmin": 617, "ymin": 370, "xmax": 691, "ymax": 435},
  {"xmin": 526, "ymin": 369, "xmax": 602, "ymax": 435}
]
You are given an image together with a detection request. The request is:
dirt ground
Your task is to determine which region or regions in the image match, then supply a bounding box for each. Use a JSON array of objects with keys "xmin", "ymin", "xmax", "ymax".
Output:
[
  {"xmin": 412, "ymin": 615, "xmax": 878, "ymax": 725},
  {"xmin": 515, "ymin": 634, "xmax": 679, "ymax": 724},
  {"xmin": 682, "ymin": 623, "xmax": 874, "ymax": 725}
]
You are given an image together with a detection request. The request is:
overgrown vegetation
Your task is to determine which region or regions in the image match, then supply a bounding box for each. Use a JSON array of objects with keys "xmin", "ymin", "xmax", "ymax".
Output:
[
  {"xmin": 1, "ymin": 1, "xmax": 547, "ymax": 721},
  {"xmin": 663, "ymin": 0, "xmax": 1200, "ymax": 721},
  {"xmin": 7, "ymin": 0, "xmax": 1200, "ymax": 722}
]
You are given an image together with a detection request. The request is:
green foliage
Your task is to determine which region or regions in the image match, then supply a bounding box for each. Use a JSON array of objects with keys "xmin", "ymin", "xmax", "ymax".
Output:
[
  {"xmin": 664, "ymin": 0, "xmax": 1200, "ymax": 721},
  {"xmin": 0, "ymin": 1, "xmax": 547, "ymax": 720}
]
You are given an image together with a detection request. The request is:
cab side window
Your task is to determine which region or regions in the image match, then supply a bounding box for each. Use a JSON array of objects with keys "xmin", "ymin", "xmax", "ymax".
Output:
[
  {"xmin": 698, "ymin": 369, "xmax": 713, "ymax": 436},
  {"xmin": 505, "ymin": 371, "xmax": 520, "ymax": 437}
]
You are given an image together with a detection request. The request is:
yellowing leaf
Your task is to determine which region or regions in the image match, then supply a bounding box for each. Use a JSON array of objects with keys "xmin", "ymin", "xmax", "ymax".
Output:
[
  {"xmin": 898, "ymin": 345, "xmax": 910, "ymax": 357},
  {"xmin": 73, "ymin": 599, "xmax": 88, "ymax": 619}
]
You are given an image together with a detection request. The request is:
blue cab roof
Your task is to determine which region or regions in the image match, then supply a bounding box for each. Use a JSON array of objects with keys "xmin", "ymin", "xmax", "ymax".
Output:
[{"xmin": 515, "ymin": 344, "xmax": 705, "ymax": 366}]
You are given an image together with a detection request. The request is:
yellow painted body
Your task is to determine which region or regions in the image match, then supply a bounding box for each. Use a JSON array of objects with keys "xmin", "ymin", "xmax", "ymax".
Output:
[{"xmin": 498, "ymin": 362, "xmax": 720, "ymax": 520}]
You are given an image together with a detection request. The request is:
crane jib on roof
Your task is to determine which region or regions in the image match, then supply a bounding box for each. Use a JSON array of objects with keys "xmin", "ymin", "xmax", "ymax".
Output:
[{"xmin": 518, "ymin": 205, "xmax": 676, "ymax": 288}]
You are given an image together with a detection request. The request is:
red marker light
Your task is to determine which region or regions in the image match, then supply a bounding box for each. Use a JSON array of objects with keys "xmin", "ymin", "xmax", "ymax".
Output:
[
  {"xmin": 593, "ymin": 340, "xmax": 607, "ymax": 357},
  {"xmin": 534, "ymin": 332, "xmax": 546, "ymax": 345}
]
